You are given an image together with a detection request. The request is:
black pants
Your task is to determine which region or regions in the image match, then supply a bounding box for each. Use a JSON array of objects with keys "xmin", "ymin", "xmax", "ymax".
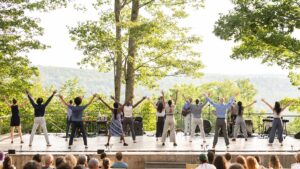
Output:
[
  {"xmin": 66, "ymin": 118, "xmax": 72, "ymax": 138},
  {"xmin": 156, "ymin": 117, "xmax": 165, "ymax": 138},
  {"xmin": 123, "ymin": 117, "xmax": 136, "ymax": 140},
  {"xmin": 69, "ymin": 121, "xmax": 87, "ymax": 146}
]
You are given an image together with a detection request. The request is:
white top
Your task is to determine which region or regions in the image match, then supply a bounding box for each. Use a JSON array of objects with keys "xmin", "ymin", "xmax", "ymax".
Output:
[
  {"xmin": 165, "ymin": 104, "xmax": 176, "ymax": 115},
  {"xmin": 195, "ymin": 163, "xmax": 216, "ymax": 169},
  {"xmin": 273, "ymin": 110, "xmax": 282, "ymax": 118},
  {"xmin": 123, "ymin": 105, "xmax": 133, "ymax": 117},
  {"xmin": 291, "ymin": 163, "xmax": 300, "ymax": 169},
  {"xmin": 156, "ymin": 109, "xmax": 165, "ymax": 117}
]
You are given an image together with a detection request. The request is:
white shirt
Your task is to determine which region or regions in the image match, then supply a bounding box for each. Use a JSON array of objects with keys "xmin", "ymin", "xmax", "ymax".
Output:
[
  {"xmin": 195, "ymin": 163, "xmax": 216, "ymax": 169},
  {"xmin": 156, "ymin": 109, "xmax": 165, "ymax": 117},
  {"xmin": 165, "ymin": 104, "xmax": 176, "ymax": 115},
  {"xmin": 291, "ymin": 163, "xmax": 300, "ymax": 169},
  {"xmin": 273, "ymin": 110, "xmax": 282, "ymax": 118},
  {"xmin": 123, "ymin": 105, "xmax": 133, "ymax": 117}
]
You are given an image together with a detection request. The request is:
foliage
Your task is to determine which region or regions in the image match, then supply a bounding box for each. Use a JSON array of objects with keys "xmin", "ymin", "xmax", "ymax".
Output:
[{"xmin": 213, "ymin": 0, "xmax": 300, "ymax": 69}]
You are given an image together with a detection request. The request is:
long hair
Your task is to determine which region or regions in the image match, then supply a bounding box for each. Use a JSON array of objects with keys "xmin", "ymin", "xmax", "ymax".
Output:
[
  {"xmin": 3, "ymin": 156, "xmax": 13, "ymax": 169},
  {"xmin": 157, "ymin": 101, "xmax": 164, "ymax": 113},
  {"xmin": 113, "ymin": 102, "xmax": 119, "ymax": 119},
  {"xmin": 274, "ymin": 102, "xmax": 282, "ymax": 115},
  {"xmin": 102, "ymin": 158, "xmax": 111, "ymax": 169},
  {"xmin": 246, "ymin": 156, "xmax": 259, "ymax": 169},
  {"xmin": 269, "ymin": 155, "xmax": 282, "ymax": 169},
  {"xmin": 236, "ymin": 155, "xmax": 248, "ymax": 169},
  {"xmin": 237, "ymin": 101, "xmax": 244, "ymax": 116},
  {"xmin": 213, "ymin": 155, "xmax": 227, "ymax": 169}
]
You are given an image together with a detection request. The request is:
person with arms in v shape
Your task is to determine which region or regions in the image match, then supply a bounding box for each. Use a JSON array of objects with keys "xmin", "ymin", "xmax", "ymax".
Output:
[
  {"xmin": 26, "ymin": 90, "xmax": 57, "ymax": 147},
  {"xmin": 58, "ymin": 94, "xmax": 97, "ymax": 149}
]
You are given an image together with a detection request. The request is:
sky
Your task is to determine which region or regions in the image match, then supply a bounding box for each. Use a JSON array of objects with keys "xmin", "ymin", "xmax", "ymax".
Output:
[{"xmin": 27, "ymin": 0, "xmax": 289, "ymax": 75}]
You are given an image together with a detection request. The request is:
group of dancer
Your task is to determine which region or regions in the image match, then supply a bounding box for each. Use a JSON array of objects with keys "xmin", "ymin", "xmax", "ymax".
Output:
[{"xmin": 5, "ymin": 89, "xmax": 293, "ymax": 149}]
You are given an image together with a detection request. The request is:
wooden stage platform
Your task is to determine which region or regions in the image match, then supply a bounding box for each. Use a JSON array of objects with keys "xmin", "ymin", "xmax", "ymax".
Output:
[{"xmin": 0, "ymin": 133, "xmax": 299, "ymax": 168}]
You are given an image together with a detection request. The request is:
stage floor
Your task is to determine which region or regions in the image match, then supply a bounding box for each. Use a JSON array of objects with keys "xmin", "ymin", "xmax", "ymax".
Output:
[{"xmin": 0, "ymin": 133, "xmax": 299, "ymax": 153}]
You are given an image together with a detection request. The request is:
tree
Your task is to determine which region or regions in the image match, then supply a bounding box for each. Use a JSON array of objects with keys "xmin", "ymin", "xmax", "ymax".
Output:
[
  {"xmin": 213, "ymin": 0, "xmax": 300, "ymax": 69},
  {"xmin": 0, "ymin": 0, "xmax": 70, "ymax": 99},
  {"xmin": 69, "ymin": 0, "xmax": 205, "ymax": 101}
]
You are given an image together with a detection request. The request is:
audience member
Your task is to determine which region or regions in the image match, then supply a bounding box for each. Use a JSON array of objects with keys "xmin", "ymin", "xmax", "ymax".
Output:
[
  {"xmin": 291, "ymin": 153, "xmax": 300, "ymax": 169},
  {"xmin": 268, "ymin": 155, "xmax": 282, "ymax": 169},
  {"xmin": 254, "ymin": 156, "xmax": 265, "ymax": 169},
  {"xmin": 3, "ymin": 156, "xmax": 15, "ymax": 169},
  {"xmin": 246, "ymin": 156, "xmax": 259, "ymax": 169},
  {"xmin": 32, "ymin": 154, "xmax": 42, "ymax": 164},
  {"xmin": 55, "ymin": 156, "xmax": 65, "ymax": 168},
  {"xmin": 42, "ymin": 154, "xmax": 54, "ymax": 169},
  {"xmin": 56, "ymin": 163, "xmax": 72, "ymax": 169},
  {"xmin": 77, "ymin": 155, "xmax": 87, "ymax": 169},
  {"xmin": 229, "ymin": 163, "xmax": 244, "ymax": 169},
  {"xmin": 207, "ymin": 150, "xmax": 215, "ymax": 164},
  {"xmin": 23, "ymin": 161, "xmax": 42, "ymax": 169},
  {"xmin": 213, "ymin": 155, "xmax": 227, "ymax": 169},
  {"xmin": 236, "ymin": 156, "xmax": 248, "ymax": 169},
  {"xmin": 225, "ymin": 153, "xmax": 232, "ymax": 166},
  {"xmin": 195, "ymin": 154, "xmax": 216, "ymax": 169},
  {"xmin": 64, "ymin": 155, "xmax": 77, "ymax": 168},
  {"xmin": 73, "ymin": 166, "xmax": 84, "ymax": 169},
  {"xmin": 111, "ymin": 152, "xmax": 128, "ymax": 169},
  {"xmin": 88, "ymin": 158, "xmax": 99, "ymax": 169},
  {"xmin": 102, "ymin": 158, "xmax": 111, "ymax": 169},
  {"xmin": 100, "ymin": 153, "xmax": 107, "ymax": 160}
]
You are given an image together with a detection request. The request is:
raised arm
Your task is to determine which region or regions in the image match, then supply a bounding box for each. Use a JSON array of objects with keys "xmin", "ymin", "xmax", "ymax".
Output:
[
  {"xmin": 98, "ymin": 97, "xmax": 113, "ymax": 110},
  {"xmin": 58, "ymin": 95, "xmax": 70, "ymax": 107},
  {"xmin": 110, "ymin": 96, "xmax": 123, "ymax": 107},
  {"xmin": 281, "ymin": 101, "xmax": 294, "ymax": 112},
  {"xmin": 3, "ymin": 97, "xmax": 11, "ymax": 107},
  {"xmin": 261, "ymin": 99, "xmax": 273, "ymax": 110},
  {"xmin": 200, "ymin": 99, "xmax": 208, "ymax": 108},
  {"xmin": 225, "ymin": 97, "xmax": 235, "ymax": 108},
  {"xmin": 26, "ymin": 90, "xmax": 36, "ymax": 107},
  {"xmin": 19, "ymin": 100, "xmax": 28, "ymax": 108},
  {"xmin": 44, "ymin": 90, "xmax": 57, "ymax": 107},
  {"xmin": 174, "ymin": 90, "xmax": 178, "ymax": 105},
  {"xmin": 161, "ymin": 91, "xmax": 166, "ymax": 107},
  {"xmin": 205, "ymin": 96, "xmax": 217, "ymax": 107},
  {"xmin": 133, "ymin": 96, "xmax": 147, "ymax": 108},
  {"xmin": 182, "ymin": 94, "xmax": 188, "ymax": 102},
  {"xmin": 244, "ymin": 100, "xmax": 257, "ymax": 108},
  {"xmin": 85, "ymin": 94, "xmax": 97, "ymax": 107}
]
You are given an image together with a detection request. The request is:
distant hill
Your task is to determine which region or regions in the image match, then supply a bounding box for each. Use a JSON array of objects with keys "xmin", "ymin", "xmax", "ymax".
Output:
[{"xmin": 38, "ymin": 66, "xmax": 299, "ymax": 110}]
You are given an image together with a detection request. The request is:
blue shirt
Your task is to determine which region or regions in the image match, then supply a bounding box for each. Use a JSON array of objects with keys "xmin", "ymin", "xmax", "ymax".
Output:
[
  {"xmin": 68, "ymin": 105, "xmax": 88, "ymax": 122},
  {"xmin": 206, "ymin": 97, "xmax": 234, "ymax": 118},
  {"xmin": 183, "ymin": 101, "xmax": 191, "ymax": 110},
  {"xmin": 111, "ymin": 161, "xmax": 128, "ymax": 168}
]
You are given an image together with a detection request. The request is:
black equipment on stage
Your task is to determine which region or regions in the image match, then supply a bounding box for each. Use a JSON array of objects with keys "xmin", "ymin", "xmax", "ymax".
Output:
[
  {"xmin": 262, "ymin": 117, "xmax": 289, "ymax": 135},
  {"xmin": 245, "ymin": 120, "xmax": 254, "ymax": 137},
  {"xmin": 97, "ymin": 149, "xmax": 105, "ymax": 154},
  {"xmin": 195, "ymin": 120, "xmax": 212, "ymax": 134},
  {"xmin": 8, "ymin": 149, "xmax": 16, "ymax": 154},
  {"xmin": 134, "ymin": 116, "xmax": 144, "ymax": 136},
  {"xmin": 295, "ymin": 132, "xmax": 300, "ymax": 139}
]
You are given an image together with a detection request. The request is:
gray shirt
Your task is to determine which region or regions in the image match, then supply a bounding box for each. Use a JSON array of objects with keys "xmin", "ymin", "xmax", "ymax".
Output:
[
  {"xmin": 68, "ymin": 105, "xmax": 88, "ymax": 122},
  {"xmin": 190, "ymin": 100, "xmax": 207, "ymax": 118}
]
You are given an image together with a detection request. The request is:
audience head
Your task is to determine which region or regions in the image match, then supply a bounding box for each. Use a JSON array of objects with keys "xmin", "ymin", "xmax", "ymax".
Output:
[
  {"xmin": 88, "ymin": 158, "xmax": 100, "ymax": 169},
  {"xmin": 100, "ymin": 152, "xmax": 107, "ymax": 160},
  {"xmin": 64, "ymin": 154, "xmax": 77, "ymax": 168},
  {"xmin": 74, "ymin": 97, "xmax": 82, "ymax": 106},
  {"xmin": 55, "ymin": 156, "xmax": 65, "ymax": 168},
  {"xmin": 3, "ymin": 156, "xmax": 13, "ymax": 169},
  {"xmin": 199, "ymin": 154, "xmax": 208, "ymax": 163},
  {"xmin": 246, "ymin": 156, "xmax": 259, "ymax": 169},
  {"xmin": 254, "ymin": 156, "xmax": 261, "ymax": 165},
  {"xmin": 207, "ymin": 150, "xmax": 215, "ymax": 164},
  {"xmin": 73, "ymin": 166, "xmax": 84, "ymax": 169},
  {"xmin": 116, "ymin": 152, "xmax": 123, "ymax": 161},
  {"xmin": 23, "ymin": 161, "xmax": 42, "ymax": 169},
  {"xmin": 32, "ymin": 154, "xmax": 42, "ymax": 163},
  {"xmin": 295, "ymin": 153, "xmax": 300, "ymax": 163},
  {"xmin": 269, "ymin": 155, "xmax": 282, "ymax": 169},
  {"xmin": 43, "ymin": 154, "xmax": 54, "ymax": 167},
  {"xmin": 229, "ymin": 163, "xmax": 245, "ymax": 169},
  {"xmin": 225, "ymin": 153, "xmax": 232, "ymax": 162},
  {"xmin": 213, "ymin": 155, "xmax": 227, "ymax": 169},
  {"xmin": 56, "ymin": 163, "xmax": 72, "ymax": 169},
  {"xmin": 77, "ymin": 155, "xmax": 87, "ymax": 166},
  {"xmin": 102, "ymin": 158, "xmax": 111, "ymax": 169},
  {"xmin": 236, "ymin": 155, "xmax": 248, "ymax": 169}
]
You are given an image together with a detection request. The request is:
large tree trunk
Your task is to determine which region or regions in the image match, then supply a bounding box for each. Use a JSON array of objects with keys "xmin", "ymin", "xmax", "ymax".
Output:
[
  {"xmin": 125, "ymin": 0, "xmax": 139, "ymax": 101},
  {"xmin": 114, "ymin": 0, "xmax": 122, "ymax": 102}
]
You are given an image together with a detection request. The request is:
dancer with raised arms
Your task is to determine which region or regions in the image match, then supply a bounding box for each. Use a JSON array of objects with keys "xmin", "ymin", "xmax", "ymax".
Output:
[
  {"xmin": 232, "ymin": 100, "xmax": 256, "ymax": 141},
  {"xmin": 189, "ymin": 96, "xmax": 208, "ymax": 145},
  {"xmin": 58, "ymin": 94, "xmax": 97, "ymax": 149},
  {"xmin": 26, "ymin": 90, "xmax": 57, "ymax": 147},
  {"xmin": 204, "ymin": 93, "xmax": 236, "ymax": 149},
  {"xmin": 150, "ymin": 92, "xmax": 166, "ymax": 141},
  {"xmin": 4, "ymin": 97, "xmax": 27, "ymax": 144},
  {"xmin": 98, "ymin": 96, "xmax": 128, "ymax": 146},
  {"xmin": 161, "ymin": 90, "xmax": 178, "ymax": 146},
  {"xmin": 261, "ymin": 99, "xmax": 293, "ymax": 146},
  {"xmin": 121, "ymin": 95, "xmax": 147, "ymax": 143},
  {"xmin": 182, "ymin": 95, "xmax": 192, "ymax": 136}
]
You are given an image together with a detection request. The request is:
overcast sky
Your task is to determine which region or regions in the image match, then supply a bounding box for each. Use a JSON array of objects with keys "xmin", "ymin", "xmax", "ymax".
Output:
[{"xmin": 27, "ymin": 0, "xmax": 289, "ymax": 75}]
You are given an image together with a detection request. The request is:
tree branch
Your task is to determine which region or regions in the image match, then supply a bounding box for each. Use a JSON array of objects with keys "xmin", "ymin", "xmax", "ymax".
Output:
[
  {"xmin": 139, "ymin": 0, "xmax": 155, "ymax": 8},
  {"xmin": 121, "ymin": 0, "xmax": 131, "ymax": 9}
]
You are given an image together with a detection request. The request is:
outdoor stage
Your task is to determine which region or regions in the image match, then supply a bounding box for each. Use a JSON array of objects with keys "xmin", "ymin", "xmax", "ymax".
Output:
[{"xmin": 1, "ymin": 132, "xmax": 299, "ymax": 168}]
